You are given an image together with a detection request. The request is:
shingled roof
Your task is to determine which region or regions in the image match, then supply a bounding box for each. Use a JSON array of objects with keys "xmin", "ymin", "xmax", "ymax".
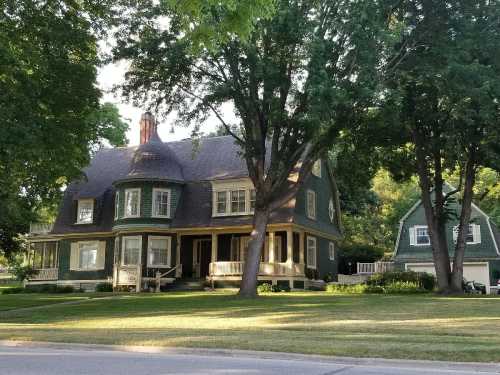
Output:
[{"xmin": 51, "ymin": 135, "xmax": 293, "ymax": 234}]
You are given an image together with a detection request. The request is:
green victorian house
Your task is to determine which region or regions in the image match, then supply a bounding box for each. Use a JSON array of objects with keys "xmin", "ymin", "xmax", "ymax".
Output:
[
  {"xmin": 26, "ymin": 113, "xmax": 342, "ymax": 291},
  {"xmin": 394, "ymin": 186, "xmax": 500, "ymax": 293}
]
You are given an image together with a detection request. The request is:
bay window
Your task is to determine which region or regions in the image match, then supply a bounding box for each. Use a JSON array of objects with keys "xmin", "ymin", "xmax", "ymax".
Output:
[
  {"xmin": 147, "ymin": 236, "xmax": 171, "ymax": 267},
  {"xmin": 124, "ymin": 188, "xmax": 141, "ymax": 218},
  {"xmin": 152, "ymin": 188, "xmax": 171, "ymax": 218},
  {"xmin": 122, "ymin": 236, "xmax": 142, "ymax": 266}
]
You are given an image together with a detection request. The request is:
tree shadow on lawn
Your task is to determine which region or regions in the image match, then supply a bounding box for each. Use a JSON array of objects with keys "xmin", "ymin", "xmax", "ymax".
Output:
[
  {"xmin": 1, "ymin": 293, "xmax": 500, "ymax": 339},
  {"xmin": 1, "ymin": 325, "xmax": 499, "ymax": 362}
]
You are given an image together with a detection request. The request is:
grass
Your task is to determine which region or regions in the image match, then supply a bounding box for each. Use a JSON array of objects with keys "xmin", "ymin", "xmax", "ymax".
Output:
[{"xmin": 0, "ymin": 291, "xmax": 499, "ymax": 362}]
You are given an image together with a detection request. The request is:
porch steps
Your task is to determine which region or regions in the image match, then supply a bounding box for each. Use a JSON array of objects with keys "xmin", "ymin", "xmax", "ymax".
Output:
[{"xmin": 164, "ymin": 278, "xmax": 206, "ymax": 292}]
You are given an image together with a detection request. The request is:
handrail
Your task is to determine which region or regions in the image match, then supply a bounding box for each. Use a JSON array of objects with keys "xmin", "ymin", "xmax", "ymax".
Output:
[{"xmin": 155, "ymin": 264, "xmax": 181, "ymax": 292}]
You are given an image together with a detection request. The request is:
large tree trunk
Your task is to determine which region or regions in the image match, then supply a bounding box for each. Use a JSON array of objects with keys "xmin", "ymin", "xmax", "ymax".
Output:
[
  {"xmin": 413, "ymin": 128, "xmax": 452, "ymax": 292},
  {"xmin": 450, "ymin": 155, "xmax": 476, "ymax": 292},
  {"xmin": 238, "ymin": 208, "xmax": 270, "ymax": 298}
]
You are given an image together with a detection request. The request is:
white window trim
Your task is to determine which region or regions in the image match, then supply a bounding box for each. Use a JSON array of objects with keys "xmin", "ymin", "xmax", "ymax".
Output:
[
  {"xmin": 306, "ymin": 236, "xmax": 317, "ymax": 269},
  {"xmin": 413, "ymin": 225, "xmax": 431, "ymax": 246},
  {"xmin": 147, "ymin": 235, "xmax": 171, "ymax": 267},
  {"xmin": 76, "ymin": 199, "xmax": 94, "ymax": 224},
  {"xmin": 212, "ymin": 188, "xmax": 255, "ymax": 217},
  {"xmin": 306, "ymin": 189, "xmax": 317, "ymax": 220},
  {"xmin": 152, "ymin": 188, "xmax": 171, "ymax": 218},
  {"xmin": 76, "ymin": 241, "xmax": 99, "ymax": 271},
  {"xmin": 328, "ymin": 198, "xmax": 335, "ymax": 223},
  {"xmin": 329, "ymin": 242, "xmax": 335, "ymax": 261},
  {"xmin": 453, "ymin": 224, "xmax": 481, "ymax": 245},
  {"xmin": 114, "ymin": 191, "xmax": 120, "ymax": 220},
  {"xmin": 121, "ymin": 235, "xmax": 142, "ymax": 266},
  {"xmin": 124, "ymin": 188, "xmax": 141, "ymax": 218},
  {"xmin": 312, "ymin": 159, "xmax": 322, "ymax": 178}
]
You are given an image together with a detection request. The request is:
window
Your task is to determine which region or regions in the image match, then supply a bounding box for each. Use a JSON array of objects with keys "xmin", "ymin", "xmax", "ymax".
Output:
[
  {"xmin": 124, "ymin": 188, "xmax": 141, "ymax": 218},
  {"xmin": 306, "ymin": 236, "xmax": 317, "ymax": 269},
  {"xmin": 78, "ymin": 242, "xmax": 98, "ymax": 270},
  {"xmin": 249, "ymin": 189, "xmax": 256, "ymax": 212},
  {"xmin": 328, "ymin": 198, "xmax": 335, "ymax": 223},
  {"xmin": 152, "ymin": 188, "xmax": 171, "ymax": 217},
  {"xmin": 231, "ymin": 189, "xmax": 246, "ymax": 213},
  {"xmin": 212, "ymin": 184, "xmax": 256, "ymax": 216},
  {"xmin": 77, "ymin": 199, "xmax": 93, "ymax": 224},
  {"xmin": 216, "ymin": 191, "xmax": 227, "ymax": 214},
  {"xmin": 453, "ymin": 224, "xmax": 481, "ymax": 244},
  {"xmin": 30, "ymin": 242, "xmax": 57, "ymax": 269},
  {"xmin": 410, "ymin": 226, "xmax": 430, "ymax": 246},
  {"xmin": 122, "ymin": 236, "xmax": 142, "ymax": 266},
  {"xmin": 147, "ymin": 236, "xmax": 171, "ymax": 267},
  {"xmin": 329, "ymin": 242, "xmax": 335, "ymax": 260},
  {"xmin": 114, "ymin": 191, "xmax": 120, "ymax": 220},
  {"xmin": 306, "ymin": 190, "xmax": 316, "ymax": 220},
  {"xmin": 312, "ymin": 159, "xmax": 322, "ymax": 177}
]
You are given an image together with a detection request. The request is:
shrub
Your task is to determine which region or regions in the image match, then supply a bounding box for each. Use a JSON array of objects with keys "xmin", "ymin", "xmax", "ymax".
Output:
[
  {"xmin": 326, "ymin": 283, "xmax": 367, "ymax": 294},
  {"xmin": 95, "ymin": 282, "xmax": 113, "ymax": 292},
  {"xmin": 1, "ymin": 287, "xmax": 25, "ymax": 294},
  {"xmin": 257, "ymin": 283, "xmax": 273, "ymax": 293},
  {"xmin": 384, "ymin": 281, "xmax": 425, "ymax": 294},
  {"xmin": 337, "ymin": 244, "xmax": 385, "ymax": 275},
  {"xmin": 55, "ymin": 285, "xmax": 75, "ymax": 293},
  {"xmin": 323, "ymin": 273, "xmax": 334, "ymax": 283},
  {"xmin": 367, "ymin": 270, "xmax": 436, "ymax": 291},
  {"xmin": 364, "ymin": 285, "xmax": 385, "ymax": 294}
]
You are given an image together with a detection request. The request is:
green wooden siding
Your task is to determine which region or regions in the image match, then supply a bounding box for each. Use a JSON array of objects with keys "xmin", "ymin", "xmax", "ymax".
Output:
[
  {"xmin": 304, "ymin": 233, "xmax": 338, "ymax": 280},
  {"xmin": 294, "ymin": 160, "xmax": 341, "ymax": 236},
  {"xmin": 113, "ymin": 181, "xmax": 182, "ymax": 228},
  {"xmin": 395, "ymin": 203, "xmax": 499, "ymax": 261},
  {"xmin": 58, "ymin": 238, "xmax": 114, "ymax": 281}
]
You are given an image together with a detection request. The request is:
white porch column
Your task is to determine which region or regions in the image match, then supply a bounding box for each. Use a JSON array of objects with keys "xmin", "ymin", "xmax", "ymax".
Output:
[
  {"xmin": 268, "ymin": 231, "xmax": 275, "ymax": 264},
  {"xmin": 175, "ymin": 233, "xmax": 182, "ymax": 278},
  {"xmin": 286, "ymin": 229, "xmax": 293, "ymax": 275},
  {"xmin": 211, "ymin": 233, "xmax": 218, "ymax": 263},
  {"xmin": 299, "ymin": 231, "xmax": 305, "ymax": 264}
]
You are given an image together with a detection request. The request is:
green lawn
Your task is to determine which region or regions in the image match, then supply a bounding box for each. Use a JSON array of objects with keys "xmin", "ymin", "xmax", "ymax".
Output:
[{"xmin": 0, "ymin": 291, "xmax": 499, "ymax": 362}]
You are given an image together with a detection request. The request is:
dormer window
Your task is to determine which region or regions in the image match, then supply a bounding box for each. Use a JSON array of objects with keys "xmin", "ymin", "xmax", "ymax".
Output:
[
  {"xmin": 212, "ymin": 180, "xmax": 255, "ymax": 217},
  {"xmin": 77, "ymin": 199, "xmax": 94, "ymax": 224},
  {"xmin": 124, "ymin": 188, "xmax": 141, "ymax": 218},
  {"xmin": 230, "ymin": 190, "xmax": 246, "ymax": 213},
  {"xmin": 312, "ymin": 160, "xmax": 322, "ymax": 177},
  {"xmin": 152, "ymin": 188, "xmax": 171, "ymax": 218}
]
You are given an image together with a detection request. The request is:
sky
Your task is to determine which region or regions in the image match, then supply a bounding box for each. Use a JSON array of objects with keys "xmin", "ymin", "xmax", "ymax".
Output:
[{"xmin": 97, "ymin": 61, "xmax": 218, "ymax": 146}]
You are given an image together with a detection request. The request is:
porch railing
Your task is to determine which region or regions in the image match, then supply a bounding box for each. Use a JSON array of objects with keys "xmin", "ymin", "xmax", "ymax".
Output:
[
  {"xmin": 29, "ymin": 223, "xmax": 54, "ymax": 235},
  {"xmin": 357, "ymin": 261, "xmax": 394, "ymax": 275},
  {"xmin": 29, "ymin": 268, "xmax": 58, "ymax": 280},
  {"xmin": 209, "ymin": 261, "xmax": 305, "ymax": 277}
]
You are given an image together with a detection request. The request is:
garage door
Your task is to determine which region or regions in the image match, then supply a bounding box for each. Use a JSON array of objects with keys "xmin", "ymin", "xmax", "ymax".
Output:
[{"xmin": 405, "ymin": 263, "xmax": 490, "ymax": 293}]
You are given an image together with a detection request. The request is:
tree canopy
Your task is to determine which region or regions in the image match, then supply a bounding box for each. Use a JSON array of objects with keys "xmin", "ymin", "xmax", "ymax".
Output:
[{"xmin": 0, "ymin": 1, "xmax": 129, "ymax": 258}]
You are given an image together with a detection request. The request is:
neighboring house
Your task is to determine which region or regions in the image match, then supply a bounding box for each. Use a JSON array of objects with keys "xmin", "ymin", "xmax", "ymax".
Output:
[
  {"xmin": 26, "ymin": 113, "xmax": 342, "ymax": 290},
  {"xmin": 394, "ymin": 186, "xmax": 500, "ymax": 293}
]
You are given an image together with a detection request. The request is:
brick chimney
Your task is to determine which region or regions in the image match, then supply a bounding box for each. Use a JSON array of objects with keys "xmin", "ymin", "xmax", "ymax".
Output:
[{"xmin": 139, "ymin": 112, "xmax": 157, "ymax": 144}]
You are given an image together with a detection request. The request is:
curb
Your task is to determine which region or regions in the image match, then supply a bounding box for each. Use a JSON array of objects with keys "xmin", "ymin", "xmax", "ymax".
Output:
[{"xmin": 1, "ymin": 340, "xmax": 499, "ymax": 373}]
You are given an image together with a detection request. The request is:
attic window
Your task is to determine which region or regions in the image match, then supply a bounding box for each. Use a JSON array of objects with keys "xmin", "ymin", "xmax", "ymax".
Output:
[
  {"xmin": 312, "ymin": 160, "xmax": 322, "ymax": 177},
  {"xmin": 409, "ymin": 225, "xmax": 430, "ymax": 246},
  {"xmin": 306, "ymin": 190, "xmax": 316, "ymax": 220},
  {"xmin": 328, "ymin": 198, "xmax": 335, "ymax": 223},
  {"xmin": 76, "ymin": 199, "xmax": 94, "ymax": 224}
]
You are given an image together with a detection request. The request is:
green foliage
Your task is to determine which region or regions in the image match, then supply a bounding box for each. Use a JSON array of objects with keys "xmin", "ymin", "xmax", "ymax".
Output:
[
  {"xmin": 95, "ymin": 282, "xmax": 113, "ymax": 292},
  {"xmin": 383, "ymin": 281, "xmax": 425, "ymax": 294},
  {"xmin": 368, "ymin": 271, "xmax": 436, "ymax": 292},
  {"xmin": 364, "ymin": 285, "xmax": 385, "ymax": 294},
  {"xmin": 25, "ymin": 284, "xmax": 76, "ymax": 294},
  {"xmin": 257, "ymin": 283, "xmax": 273, "ymax": 293},
  {"xmin": 1, "ymin": 287, "xmax": 25, "ymax": 295},
  {"xmin": 0, "ymin": 1, "xmax": 129, "ymax": 258},
  {"xmin": 337, "ymin": 244, "xmax": 385, "ymax": 275},
  {"xmin": 8, "ymin": 262, "xmax": 37, "ymax": 282},
  {"xmin": 305, "ymin": 268, "xmax": 319, "ymax": 280},
  {"xmin": 326, "ymin": 283, "xmax": 367, "ymax": 294}
]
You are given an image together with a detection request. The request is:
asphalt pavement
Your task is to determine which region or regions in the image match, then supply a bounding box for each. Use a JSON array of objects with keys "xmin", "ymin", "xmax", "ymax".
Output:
[{"xmin": 0, "ymin": 342, "xmax": 499, "ymax": 375}]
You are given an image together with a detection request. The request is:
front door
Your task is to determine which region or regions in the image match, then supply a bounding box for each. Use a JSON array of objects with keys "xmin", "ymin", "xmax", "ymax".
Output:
[
  {"xmin": 194, "ymin": 239, "xmax": 212, "ymax": 278},
  {"xmin": 199, "ymin": 240, "xmax": 212, "ymax": 278}
]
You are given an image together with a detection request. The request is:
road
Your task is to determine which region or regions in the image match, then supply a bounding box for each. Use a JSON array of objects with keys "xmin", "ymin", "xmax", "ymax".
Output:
[{"xmin": 0, "ymin": 344, "xmax": 499, "ymax": 375}]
